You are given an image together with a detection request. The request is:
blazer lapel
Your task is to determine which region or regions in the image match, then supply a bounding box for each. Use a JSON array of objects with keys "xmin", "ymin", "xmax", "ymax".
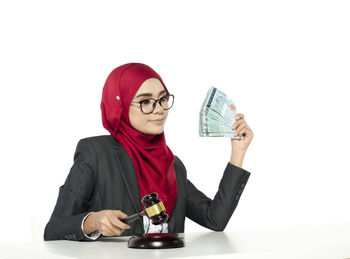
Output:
[
  {"xmin": 167, "ymin": 200, "xmax": 177, "ymax": 233},
  {"xmin": 112, "ymin": 140, "xmax": 143, "ymax": 232},
  {"xmin": 166, "ymin": 165, "xmax": 181, "ymax": 233}
]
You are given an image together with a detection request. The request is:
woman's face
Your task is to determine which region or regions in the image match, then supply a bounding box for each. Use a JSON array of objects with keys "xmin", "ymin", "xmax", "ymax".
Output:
[{"xmin": 129, "ymin": 78, "xmax": 169, "ymax": 135}]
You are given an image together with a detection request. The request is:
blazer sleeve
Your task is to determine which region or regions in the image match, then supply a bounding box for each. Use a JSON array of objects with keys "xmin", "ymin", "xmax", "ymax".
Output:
[
  {"xmin": 44, "ymin": 139, "xmax": 98, "ymax": 241},
  {"xmin": 182, "ymin": 159, "xmax": 251, "ymax": 231}
]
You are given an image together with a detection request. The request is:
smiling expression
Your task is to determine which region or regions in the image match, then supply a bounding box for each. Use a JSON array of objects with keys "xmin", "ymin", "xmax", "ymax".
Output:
[{"xmin": 129, "ymin": 78, "xmax": 169, "ymax": 135}]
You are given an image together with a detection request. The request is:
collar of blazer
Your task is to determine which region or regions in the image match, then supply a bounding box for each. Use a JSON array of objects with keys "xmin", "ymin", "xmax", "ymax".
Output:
[{"xmin": 112, "ymin": 139, "xmax": 144, "ymax": 232}]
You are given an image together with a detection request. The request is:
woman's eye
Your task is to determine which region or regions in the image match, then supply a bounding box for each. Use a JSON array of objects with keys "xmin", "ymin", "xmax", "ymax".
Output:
[
  {"xmin": 160, "ymin": 95, "xmax": 168, "ymax": 101},
  {"xmin": 141, "ymin": 99, "xmax": 151, "ymax": 105}
]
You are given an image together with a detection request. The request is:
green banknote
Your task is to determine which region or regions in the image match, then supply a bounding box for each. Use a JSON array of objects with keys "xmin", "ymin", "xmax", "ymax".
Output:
[{"xmin": 199, "ymin": 86, "xmax": 244, "ymax": 139}]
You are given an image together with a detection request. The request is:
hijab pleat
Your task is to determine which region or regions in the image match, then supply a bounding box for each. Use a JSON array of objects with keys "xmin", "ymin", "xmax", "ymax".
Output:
[{"xmin": 100, "ymin": 63, "xmax": 177, "ymax": 217}]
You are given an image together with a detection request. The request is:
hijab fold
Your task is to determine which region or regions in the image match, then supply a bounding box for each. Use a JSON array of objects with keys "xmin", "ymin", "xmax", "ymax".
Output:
[{"xmin": 100, "ymin": 63, "xmax": 177, "ymax": 217}]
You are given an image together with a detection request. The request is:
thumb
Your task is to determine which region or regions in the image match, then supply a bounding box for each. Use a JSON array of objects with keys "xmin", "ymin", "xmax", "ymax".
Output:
[{"xmin": 113, "ymin": 210, "xmax": 128, "ymax": 219}]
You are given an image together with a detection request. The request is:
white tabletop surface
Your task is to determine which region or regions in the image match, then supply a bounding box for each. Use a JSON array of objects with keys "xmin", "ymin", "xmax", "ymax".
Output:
[{"xmin": 1, "ymin": 223, "xmax": 350, "ymax": 259}]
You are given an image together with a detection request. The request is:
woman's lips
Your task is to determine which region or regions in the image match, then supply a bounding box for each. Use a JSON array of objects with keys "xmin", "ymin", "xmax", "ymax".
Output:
[{"xmin": 149, "ymin": 118, "xmax": 165, "ymax": 125}]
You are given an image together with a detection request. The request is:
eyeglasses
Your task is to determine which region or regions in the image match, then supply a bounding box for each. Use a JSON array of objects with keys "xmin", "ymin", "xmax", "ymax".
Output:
[{"xmin": 130, "ymin": 94, "xmax": 174, "ymax": 114}]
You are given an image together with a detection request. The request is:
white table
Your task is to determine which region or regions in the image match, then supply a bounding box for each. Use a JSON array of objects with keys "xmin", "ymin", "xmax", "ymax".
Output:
[{"xmin": 1, "ymin": 223, "xmax": 350, "ymax": 259}]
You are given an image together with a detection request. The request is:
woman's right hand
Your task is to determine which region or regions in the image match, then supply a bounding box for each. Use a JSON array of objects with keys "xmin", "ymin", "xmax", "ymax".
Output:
[{"xmin": 83, "ymin": 210, "xmax": 131, "ymax": 236}]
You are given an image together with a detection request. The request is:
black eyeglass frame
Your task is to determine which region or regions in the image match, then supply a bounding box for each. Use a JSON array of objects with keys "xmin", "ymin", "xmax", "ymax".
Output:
[{"xmin": 130, "ymin": 94, "xmax": 175, "ymax": 114}]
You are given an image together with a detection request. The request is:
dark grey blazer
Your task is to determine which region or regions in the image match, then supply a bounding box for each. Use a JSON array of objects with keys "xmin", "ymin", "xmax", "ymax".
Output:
[{"xmin": 44, "ymin": 135, "xmax": 250, "ymax": 241}]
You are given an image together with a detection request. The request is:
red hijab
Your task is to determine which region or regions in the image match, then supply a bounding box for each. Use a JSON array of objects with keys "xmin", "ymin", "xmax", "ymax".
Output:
[{"xmin": 100, "ymin": 63, "xmax": 177, "ymax": 217}]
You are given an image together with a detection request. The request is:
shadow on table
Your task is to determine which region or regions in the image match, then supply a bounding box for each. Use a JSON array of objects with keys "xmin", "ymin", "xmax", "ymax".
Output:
[
  {"xmin": 185, "ymin": 231, "xmax": 236, "ymax": 256},
  {"xmin": 44, "ymin": 232, "xmax": 236, "ymax": 259}
]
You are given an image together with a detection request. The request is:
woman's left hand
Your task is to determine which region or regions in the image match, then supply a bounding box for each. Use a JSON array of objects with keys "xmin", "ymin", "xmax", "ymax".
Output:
[{"xmin": 231, "ymin": 113, "xmax": 254, "ymax": 152}]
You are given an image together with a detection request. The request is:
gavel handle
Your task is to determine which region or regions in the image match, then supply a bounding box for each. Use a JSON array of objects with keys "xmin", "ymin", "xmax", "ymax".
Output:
[{"xmin": 120, "ymin": 210, "xmax": 146, "ymax": 224}]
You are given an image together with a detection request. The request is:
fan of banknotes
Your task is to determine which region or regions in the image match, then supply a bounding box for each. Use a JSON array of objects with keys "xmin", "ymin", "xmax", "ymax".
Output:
[{"xmin": 199, "ymin": 86, "xmax": 244, "ymax": 139}]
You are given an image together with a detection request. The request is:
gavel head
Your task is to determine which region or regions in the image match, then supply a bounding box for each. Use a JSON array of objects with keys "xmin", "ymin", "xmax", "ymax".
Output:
[{"xmin": 141, "ymin": 192, "xmax": 169, "ymax": 225}]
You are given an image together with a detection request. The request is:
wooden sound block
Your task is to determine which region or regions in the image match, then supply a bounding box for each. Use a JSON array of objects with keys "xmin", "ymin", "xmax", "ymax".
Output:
[{"xmin": 127, "ymin": 233, "xmax": 185, "ymax": 249}]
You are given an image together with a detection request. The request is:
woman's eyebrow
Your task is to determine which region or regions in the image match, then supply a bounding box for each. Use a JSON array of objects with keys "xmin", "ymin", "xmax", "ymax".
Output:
[{"xmin": 135, "ymin": 90, "xmax": 167, "ymax": 98}]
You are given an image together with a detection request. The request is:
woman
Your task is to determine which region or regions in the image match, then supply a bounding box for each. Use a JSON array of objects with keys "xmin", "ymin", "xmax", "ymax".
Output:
[{"xmin": 44, "ymin": 63, "xmax": 254, "ymax": 241}]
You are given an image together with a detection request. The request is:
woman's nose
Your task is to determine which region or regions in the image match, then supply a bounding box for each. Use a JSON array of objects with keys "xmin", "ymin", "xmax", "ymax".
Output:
[{"xmin": 153, "ymin": 101, "xmax": 164, "ymax": 114}]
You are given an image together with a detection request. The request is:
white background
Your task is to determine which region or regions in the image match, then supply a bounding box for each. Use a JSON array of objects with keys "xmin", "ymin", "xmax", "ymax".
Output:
[{"xmin": 0, "ymin": 0, "xmax": 349, "ymax": 243}]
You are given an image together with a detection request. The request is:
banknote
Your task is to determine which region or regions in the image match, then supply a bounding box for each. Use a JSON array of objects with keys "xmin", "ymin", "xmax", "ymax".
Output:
[{"xmin": 199, "ymin": 86, "xmax": 244, "ymax": 139}]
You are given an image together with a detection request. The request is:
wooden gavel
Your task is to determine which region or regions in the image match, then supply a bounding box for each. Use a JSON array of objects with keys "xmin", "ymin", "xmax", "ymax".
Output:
[{"xmin": 121, "ymin": 192, "xmax": 168, "ymax": 225}]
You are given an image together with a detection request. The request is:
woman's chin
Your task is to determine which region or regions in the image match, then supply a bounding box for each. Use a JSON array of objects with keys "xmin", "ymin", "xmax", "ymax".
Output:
[{"xmin": 145, "ymin": 126, "xmax": 165, "ymax": 135}]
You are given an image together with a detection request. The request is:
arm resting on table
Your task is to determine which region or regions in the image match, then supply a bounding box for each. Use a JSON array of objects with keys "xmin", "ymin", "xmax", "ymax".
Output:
[{"xmin": 44, "ymin": 139, "xmax": 98, "ymax": 241}]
